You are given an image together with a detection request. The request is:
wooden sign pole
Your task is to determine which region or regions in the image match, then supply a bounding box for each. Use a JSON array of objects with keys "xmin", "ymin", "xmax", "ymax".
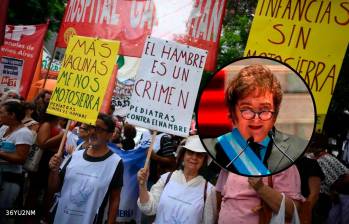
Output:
[
  {"xmin": 56, "ymin": 120, "xmax": 72, "ymax": 157},
  {"xmin": 143, "ymin": 130, "xmax": 158, "ymax": 170}
]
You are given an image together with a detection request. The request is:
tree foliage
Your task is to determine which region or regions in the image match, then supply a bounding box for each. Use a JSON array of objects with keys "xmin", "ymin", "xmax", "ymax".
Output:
[
  {"xmin": 216, "ymin": 0, "xmax": 258, "ymax": 69},
  {"xmin": 7, "ymin": 0, "xmax": 66, "ymax": 36},
  {"xmin": 200, "ymin": 1, "xmax": 258, "ymax": 90}
]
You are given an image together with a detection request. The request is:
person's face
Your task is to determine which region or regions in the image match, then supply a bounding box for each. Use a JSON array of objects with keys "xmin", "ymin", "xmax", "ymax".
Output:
[
  {"xmin": 89, "ymin": 119, "xmax": 111, "ymax": 149},
  {"xmin": 44, "ymin": 93, "xmax": 51, "ymax": 104},
  {"xmin": 0, "ymin": 106, "xmax": 11, "ymax": 124},
  {"xmin": 79, "ymin": 124, "xmax": 91, "ymax": 139},
  {"xmin": 233, "ymin": 90, "xmax": 276, "ymax": 142},
  {"xmin": 183, "ymin": 150, "xmax": 206, "ymax": 173},
  {"xmin": 112, "ymin": 128, "xmax": 121, "ymax": 142}
]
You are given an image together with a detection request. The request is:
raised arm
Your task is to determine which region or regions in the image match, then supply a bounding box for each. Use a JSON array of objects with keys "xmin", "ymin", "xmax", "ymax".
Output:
[{"xmin": 137, "ymin": 168, "xmax": 166, "ymax": 215}]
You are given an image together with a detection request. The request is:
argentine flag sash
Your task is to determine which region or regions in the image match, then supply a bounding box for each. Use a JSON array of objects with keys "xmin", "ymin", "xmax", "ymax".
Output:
[{"xmin": 217, "ymin": 129, "xmax": 271, "ymax": 175}]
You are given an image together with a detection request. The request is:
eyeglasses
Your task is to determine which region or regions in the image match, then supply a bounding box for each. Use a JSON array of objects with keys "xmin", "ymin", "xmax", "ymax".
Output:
[
  {"xmin": 79, "ymin": 126, "xmax": 88, "ymax": 131},
  {"xmin": 240, "ymin": 109, "xmax": 274, "ymax": 121},
  {"xmin": 91, "ymin": 126, "xmax": 109, "ymax": 132}
]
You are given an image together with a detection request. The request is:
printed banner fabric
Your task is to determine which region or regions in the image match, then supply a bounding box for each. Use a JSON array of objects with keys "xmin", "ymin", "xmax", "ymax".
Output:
[
  {"xmin": 56, "ymin": 0, "xmax": 226, "ymax": 71},
  {"xmin": 0, "ymin": 24, "xmax": 48, "ymax": 97}
]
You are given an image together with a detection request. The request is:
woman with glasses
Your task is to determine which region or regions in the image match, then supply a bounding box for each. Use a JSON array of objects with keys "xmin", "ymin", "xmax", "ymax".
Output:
[
  {"xmin": 137, "ymin": 135, "xmax": 217, "ymax": 224},
  {"xmin": 48, "ymin": 113, "xmax": 123, "ymax": 224},
  {"xmin": 214, "ymin": 64, "xmax": 305, "ymax": 224},
  {"xmin": 213, "ymin": 64, "xmax": 307, "ymax": 176}
]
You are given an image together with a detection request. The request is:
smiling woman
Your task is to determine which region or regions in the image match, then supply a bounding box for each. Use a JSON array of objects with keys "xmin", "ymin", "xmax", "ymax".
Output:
[
  {"xmin": 48, "ymin": 113, "xmax": 124, "ymax": 224},
  {"xmin": 199, "ymin": 57, "xmax": 316, "ymax": 176},
  {"xmin": 137, "ymin": 135, "xmax": 217, "ymax": 224},
  {"xmin": 197, "ymin": 57, "xmax": 316, "ymax": 224}
]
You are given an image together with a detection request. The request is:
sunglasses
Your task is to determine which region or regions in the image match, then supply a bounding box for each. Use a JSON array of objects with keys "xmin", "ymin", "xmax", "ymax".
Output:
[
  {"xmin": 79, "ymin": 126, "xmax": 89, "ymax": 131},
  {"xmin": 91, "ymin": 126, "xmax": 110, "ymax": 133}
]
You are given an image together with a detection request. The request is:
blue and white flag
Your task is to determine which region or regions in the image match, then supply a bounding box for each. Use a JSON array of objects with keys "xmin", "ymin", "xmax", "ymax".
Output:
[{"xmin": 110, "ymin": 141, "xmax": 149, "ymax": 222}]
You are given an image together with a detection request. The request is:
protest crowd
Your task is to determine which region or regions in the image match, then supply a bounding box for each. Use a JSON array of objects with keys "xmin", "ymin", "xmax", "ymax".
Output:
[{"xmin": 0, "ymin": 88, "xmax": 347, "ymax": 224}]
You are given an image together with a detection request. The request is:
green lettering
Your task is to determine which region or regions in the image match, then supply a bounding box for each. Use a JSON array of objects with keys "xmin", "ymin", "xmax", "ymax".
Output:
[{"xmin": 92, "ymin": 97, "xmax": 100, "ymax": 111}]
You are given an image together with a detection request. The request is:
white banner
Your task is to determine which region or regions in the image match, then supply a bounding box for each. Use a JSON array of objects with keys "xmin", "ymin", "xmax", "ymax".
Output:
[
  {"xmin": 0, "ymin": 57, "xmax": 23, "ymax": 93},
  {"xmin": 126, "ymin": 36, "xmax": 207, "ymax": 137}
]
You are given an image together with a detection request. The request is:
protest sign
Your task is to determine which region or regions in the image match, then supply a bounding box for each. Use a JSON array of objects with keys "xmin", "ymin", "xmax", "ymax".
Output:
[
  {"xmin": 126, "ymin": 36, "xmax": 207, "ymax": 137},
  {"xmin": 244, "ymin": 0, "xmax": 349, "ymax": 132},
  {"xmin": 0, "ymin": 24, "xmax": 48, "ymax": 97},
  {"xmin": 112, "ymin": 79, "xmax": 135, "ymax": 117},
  {"xmin": 42, "ymin": 48, "xmax": 61, "ymax": 73},
  {"xmin": 56, "ymin": 0, "xmax": 226, "ymax": 71},
  {"xmin": 47, "ymin": 35, "xmax": 120, "ymax": 124}
]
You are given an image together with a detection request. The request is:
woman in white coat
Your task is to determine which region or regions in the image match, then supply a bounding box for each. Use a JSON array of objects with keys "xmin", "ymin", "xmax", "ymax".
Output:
[{"xmin": 137, "ymin": 135, "xmax": 217, "ymax": 224}]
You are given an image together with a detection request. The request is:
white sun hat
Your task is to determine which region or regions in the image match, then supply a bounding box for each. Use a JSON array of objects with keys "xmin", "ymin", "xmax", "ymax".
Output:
[{"xmin": 181, "ymin": 135, "xmax": 206, "ymax": 153}]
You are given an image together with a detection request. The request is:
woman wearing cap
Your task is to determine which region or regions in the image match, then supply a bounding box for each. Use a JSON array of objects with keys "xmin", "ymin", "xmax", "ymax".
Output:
[{"xmin": 137, "ymin": 135, "xmax": 217, "ymax": 224}]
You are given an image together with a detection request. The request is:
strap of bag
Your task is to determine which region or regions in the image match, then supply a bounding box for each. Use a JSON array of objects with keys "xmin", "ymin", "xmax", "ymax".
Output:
[
  {"xmin": 201, "ymin": 180, "xmax": 208, "ymax": 222},
  {"xmin": 203, "ymin": 180, "xmax": 208, "ymax": 203},
  {"xmin": 164, "ymin": 172, "xmax": 173, "ymax": 187},
  {"xmin": 268, "ymin": 175, "xmax": 273, "ymax": 187},
  {"xmin": 269, "ymin": 193, "xmax": 286, "ymax": 224},
  {"xmin": 259, "ymin": 176, "xmax": 273, "ymax": 224},
  {"xmin": 291, "ymin": 199, "xmax": 301, "ymax": 224}
]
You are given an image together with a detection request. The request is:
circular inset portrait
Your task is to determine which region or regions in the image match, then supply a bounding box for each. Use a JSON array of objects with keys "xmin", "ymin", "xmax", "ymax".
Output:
[{"xmin": 197, "ymin": 56, "xmax": 316, "ymax": 176}]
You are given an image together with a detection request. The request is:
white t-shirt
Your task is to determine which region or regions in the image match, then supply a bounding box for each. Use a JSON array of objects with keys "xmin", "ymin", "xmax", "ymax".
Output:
[{"xmin": 0, "ymin": 125, "xmax": 34, "ymax": 173}]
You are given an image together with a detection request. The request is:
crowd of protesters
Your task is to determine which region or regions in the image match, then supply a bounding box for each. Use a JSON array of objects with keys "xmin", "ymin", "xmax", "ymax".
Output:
[{"xmin": 0, "ymin": 88, "xmax": 348, "ymax": 224}]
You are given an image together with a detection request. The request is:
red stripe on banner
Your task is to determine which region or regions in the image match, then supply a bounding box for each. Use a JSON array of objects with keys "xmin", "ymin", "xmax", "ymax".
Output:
[
  {"xmin": 197, "ymin": 69, "xmax": 232, "ymax": 138},
  {"xmin": 0, "ymin": 0, "xmax": 9, "ymax": 46},
  {"xmin": 0, "ymin": 23, "xmax": 48, "ymax": 98},
  {"xmin": 55, "ymin": 0, "xmax": 227, "ymax": 71}
]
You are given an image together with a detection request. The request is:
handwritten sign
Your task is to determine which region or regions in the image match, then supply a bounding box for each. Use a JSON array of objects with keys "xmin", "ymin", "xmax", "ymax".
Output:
[
  {"xmin": 47, "ymin": 35, "xmax": 120, "ymax": 124},
  {"xmin": 126, "ymin": 36, "xmax": 207, "ymax": 137},
  {"xmin": 244, "ymin": 0, "xmax": 349, "ymax": 131}
]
